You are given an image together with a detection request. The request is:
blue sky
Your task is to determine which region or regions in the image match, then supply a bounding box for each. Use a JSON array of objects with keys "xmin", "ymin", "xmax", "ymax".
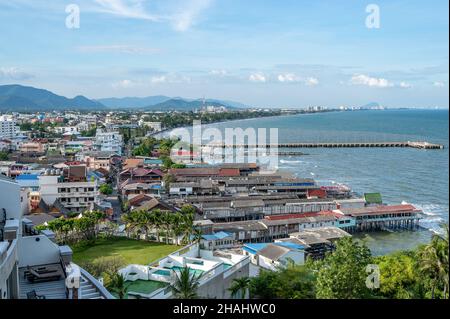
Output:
[{"xmin": 0, "ymin": 0, "xmax": 448, "ymax": 108}]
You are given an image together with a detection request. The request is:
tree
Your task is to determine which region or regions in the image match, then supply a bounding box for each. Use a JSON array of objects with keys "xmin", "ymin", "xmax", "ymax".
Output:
[
  {"xmin": 0, "ymin": 151, "xmax": 8, "ymax": 161},
  {"xmin": 229, "ymin": 277, "xmax": 250, "ymax": 299},
  {"xmin": 99, "ymin": 183, "xmax": 113, "ymax": 195},
  {"xmin": 180, "ymin": 206, "xmax": 195, "ymax": 244},
  {"xmin": 249, "ymin": 263, "xmax": 316, "ymax": 299},
  {"xmin": 419, "ymin": 224, "xmax": 449, "ymax": 299},
  {"xmin": 374, "ymin": 251, "xmax": 420, "ymax": 299},
  {"xmin": 313, "ymin": 237, "xmax": 373, "ymax": 299},
  {"xmin": 149, "ymin": 209, "xmax": 163, "ymax": 242},
  {"xmin": 192, "ymin": 227, "xmax": 203, "ymax": 257},
  {"xmin": 163, "ymin": 173, "xmax": 176, "ymax": 192},
  {"xmin": 121, "ymin": 211, "xmax": 142, "ymax": 238},
  {"xmin": 80, "ymin": 256, "xmax": 126, "ymax": 278},
  {"xmin": 81, "ymin": 126, "xmax": 97, "ymax": 137},
  {"xmin": 171, "ymin": 267, "xmax": 202, "ymax": 299},
  {"xmin": 107, "ymin": 273, "xmax": 128, "ymax": 299}
]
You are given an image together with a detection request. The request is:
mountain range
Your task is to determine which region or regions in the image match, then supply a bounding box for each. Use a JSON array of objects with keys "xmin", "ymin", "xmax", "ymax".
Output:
[
  {"xmin": 0, "ymin": 84, "xmax": 249, "ymax": 111},
  {"xmin": 0, "ymin": 84, "xmax": 104, "ymax": 111},
  {"xmin": 96, "ymin": 96, "xmax": 249, "ymax": 109}
]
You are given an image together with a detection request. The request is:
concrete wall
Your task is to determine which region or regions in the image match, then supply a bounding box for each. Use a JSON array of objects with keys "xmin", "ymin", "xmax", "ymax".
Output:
[
  {"xmin": 17, "ymin": 235, "xmax": 61, "ymax": 268},
  {"xmin": 0, "ymin": 177, "xmax": 22, "ymax": 220},
  {"xmin": 197, "ymin": 262, "xmax": 250, "ymax": 299},
  {"xmin": 0, "ymin": 240, "xmax": 19, "ymax": 299}
]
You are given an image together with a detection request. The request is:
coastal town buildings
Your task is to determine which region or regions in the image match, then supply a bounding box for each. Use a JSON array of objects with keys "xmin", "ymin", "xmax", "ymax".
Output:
[{"xmin": 1, "ymin": 175, "xmax": 112, "ymax": 300}]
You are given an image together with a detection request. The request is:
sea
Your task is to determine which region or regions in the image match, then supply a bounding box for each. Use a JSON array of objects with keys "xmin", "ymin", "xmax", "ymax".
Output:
[{"xmin": 162, "ymin": 109, "xmax": 449, "ymax": 255}]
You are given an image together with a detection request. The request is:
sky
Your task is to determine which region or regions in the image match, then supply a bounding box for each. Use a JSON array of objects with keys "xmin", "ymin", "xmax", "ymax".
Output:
[{"xmin": 0, "ymin": 0, "xmax": 448, "ymax": 108}]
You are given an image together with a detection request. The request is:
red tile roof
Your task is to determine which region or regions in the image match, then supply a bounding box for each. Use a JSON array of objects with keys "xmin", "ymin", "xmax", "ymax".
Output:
[{"xmin": 219, "ymin": 168, "xmax": 241, "ymax": 177}]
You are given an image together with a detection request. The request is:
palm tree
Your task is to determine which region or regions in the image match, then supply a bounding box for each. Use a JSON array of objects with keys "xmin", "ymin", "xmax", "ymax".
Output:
[
  {"xmin": 107, "ymin": 273, "xmax": 128, "ymax": 299},
  {"xmin": 181, "ymin": 213, "xmax": 195, "ymax": 245},
  {"xmin": 228, "ymin": 277, "xmax": 250, "ymax": 299},
  {"xmin": 192, "ymin": 227, "xmax": 203, "ymax": 258},
  {"xmin": 160, "ymin": 212, "xmax": 172, "ymax": 244},
  {"xmin": 419, "ymin": 224, "xmax": 449, "ymax": 299},
  {"xmin": 121, "ymin": 212, "xmax": 140, "ymax": 238},
  {"xmin": 149, "ymin": 209, "xmax": 163, "ymax": 242},
  {"xmin": 171, "ymin": 267, "xmax": 202, "ymax": 299},
  {"xmin": 171, "ymin": 213, "xmax": 185, "ymax": 245}
]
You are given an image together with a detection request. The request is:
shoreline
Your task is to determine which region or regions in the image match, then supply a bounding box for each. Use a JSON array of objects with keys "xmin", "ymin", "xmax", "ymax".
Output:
[{"xmin": 153, "ymin": 109, "xmax": 348, "ymax": 138}]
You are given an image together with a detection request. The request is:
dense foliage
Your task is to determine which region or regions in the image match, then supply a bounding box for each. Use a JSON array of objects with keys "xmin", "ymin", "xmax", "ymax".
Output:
[
  {"xmin": 121, "ymin": 205, "xmax": 196, "ymax": 245},
  {"xmin": 35, "ymin": 210, "xmax": 106, "ymax": 244},
  {"xmin": 99, "ymin": 183, "xmax": 113, "ymax": 195},
  {"xmin": 0, "ymin": 151, "xmax": 8, "ymax": 160},
  {"xmin": 249, "ymin": 225, "xmax": 449, "ymax": 300}
]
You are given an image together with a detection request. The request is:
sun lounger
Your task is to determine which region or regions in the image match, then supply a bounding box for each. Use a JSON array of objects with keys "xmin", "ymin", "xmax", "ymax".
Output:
[{"xmin": 25, "ymin": 265, "xmax": 64, "ymax": 283}]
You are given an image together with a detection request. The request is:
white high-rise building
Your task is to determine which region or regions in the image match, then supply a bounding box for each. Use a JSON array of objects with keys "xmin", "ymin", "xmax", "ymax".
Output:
[
  {"xmin": 94, "ymin": 129, "xmax": 123, "ymax": 155},
  {"xmin": 0, "ymin": 115, "xmax": 20, "ymax": 139}
]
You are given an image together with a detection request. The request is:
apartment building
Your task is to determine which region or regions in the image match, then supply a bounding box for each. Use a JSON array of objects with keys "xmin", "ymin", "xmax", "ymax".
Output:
[
  {"xmin": 0, "ymin": 115, "xmax": 20, "ymax": 139},
  {"xmin": 76, "ymin": 151, "xmax": 118, "ymax": 172},
  {"xmin": 39, "ymin": 165, "xmax": 100, "ymax": 214},
  {"xmin": 94, "ymin": 129, "xmax": 123, "ymax": 155}
]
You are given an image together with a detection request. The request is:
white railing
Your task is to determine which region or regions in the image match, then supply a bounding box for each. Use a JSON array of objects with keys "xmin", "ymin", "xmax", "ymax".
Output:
[
  {"xmin": 79, "ymin": 266, "xmax": 115, "ymax": 299},
  {"xmin": 223, "ymin": 257, "xmax": 250, "ymax": 279}
]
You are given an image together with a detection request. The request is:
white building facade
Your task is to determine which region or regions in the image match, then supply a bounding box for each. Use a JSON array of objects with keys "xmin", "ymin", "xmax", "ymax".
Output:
[
  {"xmin": 0, "ymin": 115, "xmax": 20, "ymax": 140},
  {"xmin": 94, "ymin": 130, "xmax": 123, "ymax": 155}
]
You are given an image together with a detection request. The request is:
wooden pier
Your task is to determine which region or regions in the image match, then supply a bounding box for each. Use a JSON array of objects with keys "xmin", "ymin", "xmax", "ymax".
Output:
[{"xmin": 201, "ymin": 141, "xmax": 444, "ymax": 150}]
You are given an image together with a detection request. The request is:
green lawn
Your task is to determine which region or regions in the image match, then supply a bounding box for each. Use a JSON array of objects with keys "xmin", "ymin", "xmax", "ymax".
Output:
[{"xmin": 72, "ymin": 237, "xmax": 179, "ymax": 265}]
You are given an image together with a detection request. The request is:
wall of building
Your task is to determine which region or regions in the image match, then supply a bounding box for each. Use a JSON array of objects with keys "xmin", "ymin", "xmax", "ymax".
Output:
[
  {"xmin": 197, "ymin": 262, "xmax": 250, "ymax": 299},
  {"xmin": 17, "ymin": 235, "xmax": 61, "ymax": 268},
  {"xmin": 0, "ymin": 177, "xmax": 22, "ymax": 220}
]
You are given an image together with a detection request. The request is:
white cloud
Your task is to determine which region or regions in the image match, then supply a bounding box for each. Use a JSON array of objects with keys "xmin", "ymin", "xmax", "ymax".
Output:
[
  {"xmin": 91, "ymin": 0, "xmax": 212, "ymax": 32},
  {"xmin": 305, "ymin": 77, "xmax": 319, "ymax": 86},
  {"xmin": 171, "ymin": 0, "xmax": 213, "ymax": 32},
  {"xmin": 93, "ymin": 0, "xmax": 159, "ymax": 20},
  {"xmin": 150, "ymin": 74, "xmax": 191, "ymax": 84},
  {"xmin": 277, "ymin": 73, "xmax": 319, "ymax": 86},
  {"xmin": 249, "ymin": 73, "xmax": 267, "ymax": 83},
  {"xmin": 150, "ymin": 75, "xmax": 167, "ymax": 84},
  {"xmin": 350, "ymin": 74, "xmax": 394, "ymax": 88},
  {"xmin": 77, "ymin": 45, "xmax": 161, "ymax": 54},
  {"xmin": 112, "ymin": 79, "xmax": 135, "ymax": 88},
  {"xmin": 399, "ymin": 82, "xmax": 412, "ymax": 89},
  {"xmin": 210, "ymin": 69, "xmax": 228, "ymax": 77},
  {"xmin": 277, "ymin": 73, "xmax": 301, "ymax": 83},
  {"xmin": 433, "ymin": 81, "xmax": 445, "ymax": 87},
  {"xmin": 0, "ymin": 67, "xmax": 34, "ymax": 80}
]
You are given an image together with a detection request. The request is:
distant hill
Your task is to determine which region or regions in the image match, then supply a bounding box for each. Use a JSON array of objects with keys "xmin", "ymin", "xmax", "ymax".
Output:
[
  {"xmin": 360, "ymin": 102, "xmax": 383, "ymax": 109},
  {"xmin": 146, "ymin": 98, "xmax": 230, "ymax": 111},
  {"xmin": 97, "ymin": 95, "xmax": 171, "ymax": 108},
  {"xmin": 97, "ymin": 96, "xmax": 249, "ymax": 110},
  {"xmin": 0, "ymin": 84, "xmax": 104, "ymax": 111},
  {"xmin": 0, "ymin": 84, "xmax": 250, "ymax": 111}
]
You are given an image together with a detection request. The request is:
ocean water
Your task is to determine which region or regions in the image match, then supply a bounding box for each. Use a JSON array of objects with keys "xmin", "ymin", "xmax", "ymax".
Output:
[{"xmin": 165, "ymin": 109, "xmax": 449, "ymax": 255}]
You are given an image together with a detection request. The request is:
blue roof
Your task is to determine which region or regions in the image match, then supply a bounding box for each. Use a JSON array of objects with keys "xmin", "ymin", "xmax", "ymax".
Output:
[
  {"xmin": 144, "ymin": 159, "xmax": 163, "ymax": 165},
  {"xmin": 243, "ymin": 242, "xmax": 305, "ymax": 254},
  {"xmin": 243, "ymin": 243, "xmax": 268, "ymax": 254},
  {"xmin": 16, "ymin": 174, "xmax": 39, "ymax": 180},
  {"xmin": 202, "ymin": 231, "xmax": 232, "ymax": 241}
]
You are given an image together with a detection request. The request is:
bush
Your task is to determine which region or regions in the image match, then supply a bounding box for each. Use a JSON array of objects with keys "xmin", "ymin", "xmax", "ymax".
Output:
[
  {"xmin": 99, "ymin": 184, "xmax": 113, "ymax": 195},
  {"xmin": 79, "ymin": 256, "xmax": 126, "ymax": 278}
]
